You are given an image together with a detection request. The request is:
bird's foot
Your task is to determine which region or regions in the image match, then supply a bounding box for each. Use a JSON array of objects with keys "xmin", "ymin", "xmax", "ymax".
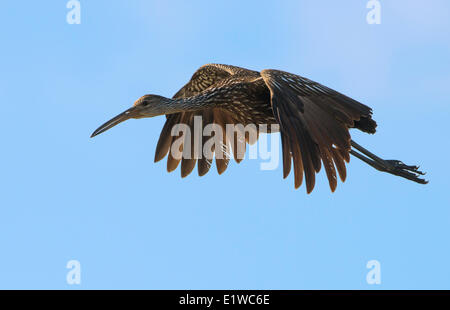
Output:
[{"xmin": 383, "ymin": 160, "xmax": 428, "ymax": 184}]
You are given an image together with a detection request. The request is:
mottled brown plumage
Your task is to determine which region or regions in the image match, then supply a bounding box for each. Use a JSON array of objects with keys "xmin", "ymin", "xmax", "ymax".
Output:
[{"xmin": 91, "ymin": 63, "xmax": 427, "ymax": 193}]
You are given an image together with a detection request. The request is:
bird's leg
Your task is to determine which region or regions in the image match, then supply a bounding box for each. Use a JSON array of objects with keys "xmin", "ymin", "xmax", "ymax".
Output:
[{"xmin": 350, "ymin": 140, "xmax": 428, "ymax": 184}]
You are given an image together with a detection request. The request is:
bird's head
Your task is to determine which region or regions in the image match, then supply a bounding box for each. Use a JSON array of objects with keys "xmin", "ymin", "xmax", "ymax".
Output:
[{"xmin": 90, "ymin": 94, "xmax": 170, "ymax": 138}]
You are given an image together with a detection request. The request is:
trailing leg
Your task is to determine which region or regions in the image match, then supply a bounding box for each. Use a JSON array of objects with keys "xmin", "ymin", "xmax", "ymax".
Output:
[{"xmin": 350, "ymin": 140, "xmax": 428, "ymax": 184}]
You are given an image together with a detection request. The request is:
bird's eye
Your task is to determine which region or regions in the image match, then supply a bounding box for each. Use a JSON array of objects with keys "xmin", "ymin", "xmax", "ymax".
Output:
[{"xmin": 142, "ymin": 101, "xmax": 150, "ymax": 106}]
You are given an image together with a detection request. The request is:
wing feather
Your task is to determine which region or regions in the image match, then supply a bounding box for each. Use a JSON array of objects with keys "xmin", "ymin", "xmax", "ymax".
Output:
[
  {"xmin": 261, "ymin": 69, "xmax": 376, "ymax": 192},
  {"xmin": 197, "ymin": 109, "xmax": 214, "ymax": 176},
  {"xmin": 180, "ymin": 114, "xmax": 197, "ymax": 178}
]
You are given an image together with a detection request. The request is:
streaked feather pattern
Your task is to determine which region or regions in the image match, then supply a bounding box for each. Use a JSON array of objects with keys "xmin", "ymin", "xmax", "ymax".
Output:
[{"xmin": 154, "ymin": 64, "xmax": 378, "ymax": 192}]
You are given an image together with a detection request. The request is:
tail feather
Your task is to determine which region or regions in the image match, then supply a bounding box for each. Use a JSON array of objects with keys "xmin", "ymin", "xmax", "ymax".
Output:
[{"xmin": 354, "ymin": 116, "xmax": 377, "ymax": 134}]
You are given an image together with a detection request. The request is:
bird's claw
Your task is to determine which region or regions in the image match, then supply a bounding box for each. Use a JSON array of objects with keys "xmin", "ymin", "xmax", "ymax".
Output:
[{"xmin": 384, "ymin": 160, "xmax": 428, "ymax": 184}]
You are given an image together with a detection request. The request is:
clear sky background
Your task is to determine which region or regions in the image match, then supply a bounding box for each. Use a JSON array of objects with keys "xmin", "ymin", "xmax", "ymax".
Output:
[{"xmin": 0, "ymin": 0, "xmax": 449, "ymax": 289}]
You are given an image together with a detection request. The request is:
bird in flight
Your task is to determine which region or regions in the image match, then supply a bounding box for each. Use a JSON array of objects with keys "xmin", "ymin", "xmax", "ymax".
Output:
[{"xmin": 91, "ymin": 64, "xmax": 427, "ymax": 193}]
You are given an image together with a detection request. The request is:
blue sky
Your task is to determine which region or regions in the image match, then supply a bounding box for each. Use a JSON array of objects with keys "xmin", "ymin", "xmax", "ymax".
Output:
[{"xmin": 0, "ymin": 0, "xmax": 449, "ymax": 289}]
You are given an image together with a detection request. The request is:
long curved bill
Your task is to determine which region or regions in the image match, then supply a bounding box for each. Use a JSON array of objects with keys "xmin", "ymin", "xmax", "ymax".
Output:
[{"xmin": 91, "ymin": 107, "xmax": 140, "ymax": 138}]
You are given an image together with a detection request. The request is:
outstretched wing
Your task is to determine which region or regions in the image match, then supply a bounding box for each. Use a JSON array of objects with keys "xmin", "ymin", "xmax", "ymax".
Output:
[
  {"xmin": 261, "ymin": 69, "xmax": 377, "ymax": 193},
  {"xmin": 154, "ymin": 64, "xmax": 259, "ymax": 177}
]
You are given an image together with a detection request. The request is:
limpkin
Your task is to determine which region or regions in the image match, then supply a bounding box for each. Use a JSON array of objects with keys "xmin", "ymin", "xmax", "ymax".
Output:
[{"xmin": 91, "ymin": 64, "xmax": 427, "ymax": 193}]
